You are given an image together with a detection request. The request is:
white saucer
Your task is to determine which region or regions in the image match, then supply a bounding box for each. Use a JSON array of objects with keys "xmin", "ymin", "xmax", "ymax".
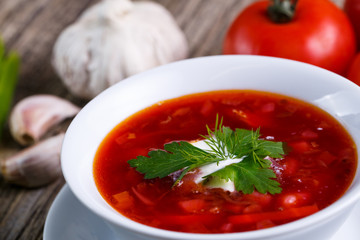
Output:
[{"xmin": 44, "ymin": 185, "xmax": 360, "ymax": 240}]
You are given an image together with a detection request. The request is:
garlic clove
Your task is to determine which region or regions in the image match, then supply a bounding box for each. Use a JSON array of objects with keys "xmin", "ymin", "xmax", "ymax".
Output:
[
  {"xmin": 0, "ymin": 133, "xmax": 64, "ymax": 188},
  {"xmin": 9, "ymin": 94, "xmax": 80, "ymax": 146},
  {"xmin": 52, "ymin": 0, "xmax": 188, "ymax": 99}
]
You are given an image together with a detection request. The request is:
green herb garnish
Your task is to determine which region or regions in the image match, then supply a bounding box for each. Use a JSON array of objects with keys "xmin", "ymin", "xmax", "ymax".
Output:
[
  {"xmin": 128, "ymin": 117, "xmax": 285, "ymax": 194},
  {"xmin": 0, "ymin": 38, "xmax": 20, "ymax": 139}
]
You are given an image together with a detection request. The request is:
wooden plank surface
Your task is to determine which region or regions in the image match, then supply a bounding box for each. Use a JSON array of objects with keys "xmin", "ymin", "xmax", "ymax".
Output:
[{"xmin": 0, "ymin": 0, "xmax": 345, "ymax": 239}]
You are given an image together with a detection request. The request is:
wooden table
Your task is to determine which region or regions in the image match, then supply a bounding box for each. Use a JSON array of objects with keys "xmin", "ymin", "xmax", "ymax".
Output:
[{"xmin": 0, "ymin": 0, "xmax": 345, "ymax": 239}]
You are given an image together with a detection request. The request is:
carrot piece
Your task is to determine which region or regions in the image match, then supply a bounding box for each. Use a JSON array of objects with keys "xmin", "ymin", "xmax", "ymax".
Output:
[
  {"xmin": 178, "ymin": 199, "xmax": 206, "ymax": 213},
  {"xmin": 112, "ymin": 191, "xmax": 134, "ymax": 209},
  {"xmin": 228, "ymin": 204, "xmax": 319, "ymax": 225},
  {"xmin": 115, "ymin": 133, "xmax": 136, "ymax": 145}
]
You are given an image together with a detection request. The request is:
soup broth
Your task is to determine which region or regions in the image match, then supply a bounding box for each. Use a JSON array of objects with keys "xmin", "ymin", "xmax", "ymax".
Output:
[{"xmin": 94, "ymin": 90, "xmax": 357, "ymax": 233}]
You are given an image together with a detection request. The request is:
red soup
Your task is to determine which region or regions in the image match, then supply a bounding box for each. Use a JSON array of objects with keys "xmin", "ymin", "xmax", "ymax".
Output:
[{"xmin": 94, "ymin": 90, "xmax": 357, "ymax": 233}]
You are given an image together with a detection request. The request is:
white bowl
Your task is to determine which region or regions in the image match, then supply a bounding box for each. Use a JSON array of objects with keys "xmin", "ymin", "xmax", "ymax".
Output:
[{"xmin": 61, "ymin": 55, "xmax": 360, "ymax": 240}]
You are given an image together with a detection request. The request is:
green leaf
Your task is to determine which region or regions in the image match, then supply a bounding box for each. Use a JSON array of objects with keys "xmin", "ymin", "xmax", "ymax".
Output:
[
  {"xmin": 0, "ymin": 38, "xmax": 20, "ymax": 138},
  {"xmin": 208, "ymin": 157, "xmax": 282, "ymax": 194},
  {"xmin": 128, "ymin": 141, "xmax": 218, "ymax": 182},
  {"xmin": 256, "ymin": 140, "xmax": 286, "ymax": 159},
  {"xmin": 202, "ymin": 119, "xmax": 257, "ymax": 159},
  {"xmin": 128, "ymin": 116, "xmax": 286, "ymax": 195},
  {"xmin": 231, "ymin": 128, "xmax": 259, "ymax": 157}
]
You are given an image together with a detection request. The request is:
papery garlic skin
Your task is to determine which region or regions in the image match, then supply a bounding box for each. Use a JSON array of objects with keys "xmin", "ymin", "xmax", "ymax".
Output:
[
  {"xmin": 9, "ymin": 94, "xmax": 80, "ymax": 146},
  {"xmin": 0, "ymin": 133, "xmax": 64, "ymax": 188},
  {"xmin": 52, "ymin": 0, "xmax": 189, "ymax": 99}
]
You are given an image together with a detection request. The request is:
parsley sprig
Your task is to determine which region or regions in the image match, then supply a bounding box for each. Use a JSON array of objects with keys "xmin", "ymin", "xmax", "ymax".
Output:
[{"xmin": 128, "ymin": 117, "xmax": 285, "ymax": 194}]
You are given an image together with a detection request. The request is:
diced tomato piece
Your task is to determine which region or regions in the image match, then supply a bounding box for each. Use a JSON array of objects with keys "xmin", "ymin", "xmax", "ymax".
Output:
[
  {"xmin": 277, "ymin": 192, "xmax": 313, "ymax": 209},
  {"xmin": 172, "ymin": 107, "xmax": 191, "ymax": 117},
  {"xmin": 181, "ymin": 222, "xmax": 210, "ymax": 233},
  {"xmin": 243, "ymin": 191, "xmax": 273, "ymax": 207},
  {"xmin": 243, "ymin": 204, "xmax": 262, "ymax": 214},
  {"xmin": 209, "ymin": 206, "xmax": 221, "ymax": 214},
  {"xmin": 291, "ymin": 176, "xmax": 322, "ymax": 190},
  {"xmin": 301, "ymin": 130, "xmax": 318, "ymax": 139},
  {"xmin": 228, "ymin": 205, "xmax": 319, "ymax": 225},
  {"xmin": 316, "ymin": 151, "xmax": 337, "ymax": 166},
  {"xmin": 224, "ymin": 203, "xmax": 245, "ymax": 213},
  {"xmin": 129, "ymin": 147, "xmax": 150, "ymax": 158},
  {"xmin": 282, "ymin": 157, "xmax": 300, "ymax": 175},
  {"xmin": 233, "ymin": 109, "xmax": 273, "ymax": 128},
  {"xmin": 232, "ymin": 109, "xmax": 272, "ymax": 128},
  {"xmin": 200, "ymin": 100, "xmax": 214, "ymax": 116},
  {"xmin": 339, "ymin": 147, "xmax": 356, "ymax": 162},
  {"xmin": 310, "ymin": 173, "xmax": 335, "ymax": 190},
  {"xmin": 178, "ymin": 199, "xmax": 206, "ymax": 213},
  {"xmin": 125, "ymin": 168, "xmax": 143, "ymax": 184},
  {"xmin": 288, "ymin": 141, "xmax": 312, "ymax": 153},
  {"xmin": 256, "ymin": 219, "xmax": 275, "ymax": 229},
  {"xmin": 175, "ymin": 175, "xmax": 205, "ymax": 194},
  {"xmin": 160, "ymin": 116, "xmax": 172, "ymax": 125},
  {"xmin": 220, "ymin": 223, "xmax": 234, "ymax": 232},
  {"xmin": 159, "ymin": 214, "xmax": 221, "ymax": 225},
  {"xmin": 112, "ymin": 191, "xmax": 134, "ymax": 209},
  {"xmin": 261, "ymin": 102, "xmax": 275, "ymax": 113},
  {"xmin": 132, "ymin": 186, "xmax": 155, "ymax": 206},
  {"xmin": 221, "ymin": 98, "xmax": 243, "ymax": 106}
]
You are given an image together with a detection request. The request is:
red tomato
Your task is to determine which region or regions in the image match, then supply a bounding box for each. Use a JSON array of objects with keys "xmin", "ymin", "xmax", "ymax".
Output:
[
  {"xmin": 347, "ymin": 52, "xmax": 360, "ymax": 86},
  {"xmin": 345, "ymin": 0, "xmax": 360, "ymax": 48},
  {"xmin": 223, "ymin": 0, "xmax": 356, "ymax": 75}
]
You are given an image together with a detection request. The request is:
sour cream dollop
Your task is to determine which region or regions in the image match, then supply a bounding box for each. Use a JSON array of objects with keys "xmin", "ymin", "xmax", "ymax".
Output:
[{"xmin": 190, "ymin": 140, "xmax": 245, "ymax": 192}]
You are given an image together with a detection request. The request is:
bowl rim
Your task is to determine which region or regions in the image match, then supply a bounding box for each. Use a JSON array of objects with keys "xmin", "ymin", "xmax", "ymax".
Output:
[{"xmin": 61, "ymin": 55, "xmax": 360, "ymax": 239}]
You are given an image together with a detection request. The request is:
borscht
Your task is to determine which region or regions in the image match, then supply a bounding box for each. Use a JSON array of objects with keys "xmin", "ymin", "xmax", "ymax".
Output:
[{"xmin": 93, "ymin": 90, "xmax": 357, "ymax": 233}]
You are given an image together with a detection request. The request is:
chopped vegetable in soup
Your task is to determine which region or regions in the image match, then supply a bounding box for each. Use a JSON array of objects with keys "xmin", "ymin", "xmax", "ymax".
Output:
[{"xmin": 93, "ymin": 90, "xmax": 357, "ymax": 233}]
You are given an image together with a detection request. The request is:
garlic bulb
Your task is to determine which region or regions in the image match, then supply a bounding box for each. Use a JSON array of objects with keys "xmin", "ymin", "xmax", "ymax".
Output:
[
  {"xmin": 52, "ymin": 0, "xmax": 188, "ymax": 99},
  {"xmin": 9, "ymin": 94, "xmax": 80, "ymax": 146}
]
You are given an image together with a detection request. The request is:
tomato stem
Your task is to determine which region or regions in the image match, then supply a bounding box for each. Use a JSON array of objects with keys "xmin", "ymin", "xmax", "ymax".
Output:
[{"xmin": 268, "ymin": 0, "xmax": 298, "ymax": 23}]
